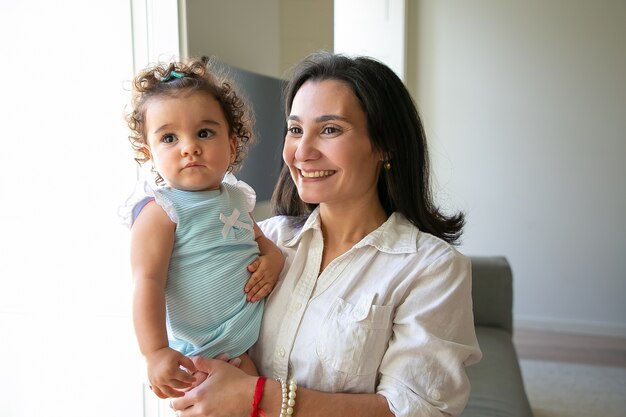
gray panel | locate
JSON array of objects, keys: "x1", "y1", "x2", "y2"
[{"x1": 226, "y1": 65, "x2": 286, "y2": 202}]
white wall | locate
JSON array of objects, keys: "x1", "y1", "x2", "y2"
[
  {"x1": 183, "y1": 0, "x2": 282, "y2": 77},
  {"x1": 334, "y1": 0, "x2": 406, "y2": 80},
  {"x1": 183, "y1": 0, "x2": 333, "y2": 79},
  {"x1": 409, "y1": 1, "x2": 626, "y2": 337}
]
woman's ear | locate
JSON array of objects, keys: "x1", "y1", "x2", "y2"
[{"x1": 378, "y1": 151, "x2": 392, "y2": 171}]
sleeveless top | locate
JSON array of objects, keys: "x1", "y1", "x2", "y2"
[{"x1": 147, "y1": 181, "x2": 263, "y2": 358}]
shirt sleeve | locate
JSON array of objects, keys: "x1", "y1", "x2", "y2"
[{"x1": 376, "y1": 250, "x2": 482, "y2": 417}]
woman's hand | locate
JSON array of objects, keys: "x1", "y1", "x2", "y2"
[{"x1": 170, "y1": 356, "x2": 257, "y2": 417}]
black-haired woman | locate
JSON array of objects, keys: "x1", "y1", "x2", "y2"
[{"x1": 171, "y1": 52, "x2": 481, "y2": 417}]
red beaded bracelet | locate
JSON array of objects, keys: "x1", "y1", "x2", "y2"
[{"x1": 251, "y1": 376, "x2": 267, "y2": 417}]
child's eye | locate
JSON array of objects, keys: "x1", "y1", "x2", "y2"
[
  {"x1": 198, "y1": 129, "x2": 214, "y2": 139},
  {"x1": 162, "y1": 134, "x2": 176, "y2": 144}
]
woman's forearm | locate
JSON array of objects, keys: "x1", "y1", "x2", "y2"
[
  {"x1": 259, "y1": 379, "x2": 394, "y2": 417},
  {"x1": 172, "y1": 358, "x2": 395, "y2": 417}
]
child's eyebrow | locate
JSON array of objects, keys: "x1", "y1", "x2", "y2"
[
  {"x1": 153, "y1": 119, "x2": 222, "y2": 134},
  {"x1": 199, "y1": 119, "x2": 222, "y2": 126},
  {"x1": 153, "y1": 123, "x2": 174, "y2": 135}
]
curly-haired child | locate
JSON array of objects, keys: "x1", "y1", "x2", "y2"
[{"x1": 126, "y1": 58, "x2": 284, "y2": 399}]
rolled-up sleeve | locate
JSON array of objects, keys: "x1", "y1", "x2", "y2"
[{"x1": 377, "y1": 251, "x2": 482, "y2": 417}]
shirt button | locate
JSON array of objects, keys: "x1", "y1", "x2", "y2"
[
  {"x1": 431, "y1": 389, "x2": 441, "y2": 401},
  {"x1": 294, "y1": 302, "x2": 302, "y2": 310},
  {"x1": 278, "y1": 347, "x2": 285, "y2": 357}
]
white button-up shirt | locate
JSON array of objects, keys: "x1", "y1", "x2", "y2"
[{"x1": 251, "y1": 208, "x2": 482, "y2": 417}]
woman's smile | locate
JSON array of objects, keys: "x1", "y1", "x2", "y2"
[{"x1": 298, "y1": 169, "x2": 336, "y2": 179}]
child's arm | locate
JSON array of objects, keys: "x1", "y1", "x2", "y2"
[
  {"x1": 245, "y1": 221, "x2": 285, "y2": 302},
  {"x1": 130, "y1": 202, "x2": 196, "y2": 398}
]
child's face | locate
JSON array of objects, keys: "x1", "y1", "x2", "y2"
[{"x1": 144, "y1": 91, "x2": 236, "y2": 191}]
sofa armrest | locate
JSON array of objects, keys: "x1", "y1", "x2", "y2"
[
  {"x1": 471, "y1": 256, "x2": 513, "y2": 334},
  {"x1": 462, "y1": 327, "x2": 534, "y2": 417}
]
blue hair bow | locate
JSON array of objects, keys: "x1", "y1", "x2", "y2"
[{"x1": 160, "y1": 71, "x2": 184, "y2": 82}]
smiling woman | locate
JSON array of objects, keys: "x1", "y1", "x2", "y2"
[{"x1": 0, "y1": 2, "x2": 147, "y2": 417}]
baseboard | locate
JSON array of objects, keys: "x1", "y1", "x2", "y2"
[{"x1": 514, "y1": 315, "x2": 626, "y2": 338}]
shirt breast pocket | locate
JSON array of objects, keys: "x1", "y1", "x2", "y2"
[{"x1": 316, "y1": 295, "x2": 393, "y2": 377}]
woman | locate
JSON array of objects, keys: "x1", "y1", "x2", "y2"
[{"x1": 171, "y1": 52, "x2": 482, "y2": 417}]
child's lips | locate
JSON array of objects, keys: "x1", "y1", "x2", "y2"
[{"x1": 184, "y1": 162, "x2": 204, "y2": 168}]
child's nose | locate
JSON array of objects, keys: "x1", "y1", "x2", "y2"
[{"x1": 181, "y1": 139, "x2": 201, "y2": 156}]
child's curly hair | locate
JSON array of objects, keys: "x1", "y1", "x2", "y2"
[{"x1": 126, "y1": 57, "x2": 255, "y2": 184}]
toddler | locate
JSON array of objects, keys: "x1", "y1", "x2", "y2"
[{"x1": 125, "y1": 58, "x2": 283, "y2": 399}]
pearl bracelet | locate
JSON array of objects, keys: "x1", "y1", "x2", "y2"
[{"x1": 277, "y1": 378, "x2": 297, "y2": 416}]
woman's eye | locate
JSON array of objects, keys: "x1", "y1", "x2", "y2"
[
  {"x1": 198, "y1": 129, "x2": 214, "y2": 139},
  {"x1": 322, "y1": 126, "x2": 339, "y2": 135},
  {"x1": 287, "y1": 126, "x2": 302, "y2": 135},
  {"x1": 162, "y1": 134, "x2": 176, "y2": 144}
]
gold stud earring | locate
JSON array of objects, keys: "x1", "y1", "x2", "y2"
[{"x1": 384, "y1": 160, "x2": 391, "y2": 171}]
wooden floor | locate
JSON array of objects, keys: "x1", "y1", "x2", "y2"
[{"x1": 513, "y1": 328, "x2": 626, "y2": 367}]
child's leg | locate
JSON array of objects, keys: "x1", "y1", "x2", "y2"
[{"x1": 237, "y1": 352, "x2": 258, "y2": 375}]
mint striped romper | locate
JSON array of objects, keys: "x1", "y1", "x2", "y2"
[{"x1": 151, "y1": 182, "x2": 263, "y2": 359}]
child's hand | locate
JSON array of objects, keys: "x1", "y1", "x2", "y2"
[
  {"x1": 245, "y1": 251, "x2": 284, "y2": 302},
  {"x1": 145, "y1": 347, "x2": 197, "y2": 399}
]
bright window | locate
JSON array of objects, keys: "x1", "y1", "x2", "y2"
[{"x1": 0, "y1": 1, "x2": 147, "y2": 415}]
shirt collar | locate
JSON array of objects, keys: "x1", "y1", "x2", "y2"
[
  {"x1": 284, "y1": 207, "x2": 418, "y2": 254},
  {"x1": 283, "y1": 207, "x2": 322, "y2": 248},
  {"x1": 357, "y1": 212, "x2": 418, "y2": 254}
]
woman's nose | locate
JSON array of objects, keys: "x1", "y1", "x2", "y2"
[{"x1": 294, "y1": 133, "x2": 320, "y2": 161}]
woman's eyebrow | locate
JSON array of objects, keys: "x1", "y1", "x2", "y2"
[
  {"x1": 287, "y1": 114, "x2": 349, "y2": 123},
  {"x1": 316, "y1": 114, "x2": 348, "y2": 123}
]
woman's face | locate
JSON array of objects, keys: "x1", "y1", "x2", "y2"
[{"x1": 283, "y1": 79, "x2": 383, "y2": 208}]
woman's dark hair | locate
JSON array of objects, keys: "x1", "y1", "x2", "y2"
[{"x1": 271, "y1": 51, "x2": 465, "y2": 245}]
